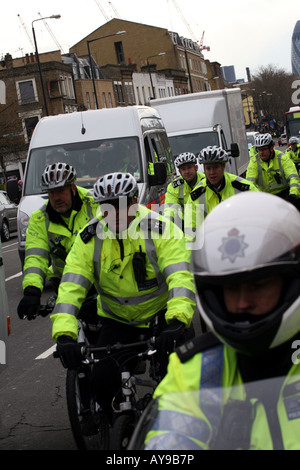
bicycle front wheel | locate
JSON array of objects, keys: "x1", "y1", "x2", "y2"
[
  {"x1": 66, "y1": 368, "x2": 110, "y2": 450},
  {"x1": 110, "y1": 413, "x2": 137, "y2": 450}
]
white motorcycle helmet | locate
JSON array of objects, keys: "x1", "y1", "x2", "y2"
[{"x1": 191, "y1": 191, "x2": 300, "y2": 355}]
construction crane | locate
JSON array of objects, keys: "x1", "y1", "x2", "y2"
[
  {"x1": 17, "y1": 14, "x2": 34, "y2": 50},
  {"x1": 170, "y1": 0, "x2": 198, "y2": 42},
  {"x1": 94, "y1": 0, "x2": 110, "y2": 21},
  {"x1": 108, "y1": 1, "x2": 121, "y2": 18},
  {"x1": 37, "y1": 12, "x2": 65, "y2": 53},
  {"x1": 199, "y1": 31, "x2": 210, "y2": 52},
  {"x1": 169, "y1": 1, "x2": 210, "y2": 51}
]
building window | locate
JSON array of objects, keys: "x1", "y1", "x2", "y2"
[
  {"x1": 91, "y1": 92, "x2": 96, "y2": 108},
  {"x1": 114, "y1": 81, "x2": 124, "y2": 104},
  {"x1": 125, "y1": 82, "x2": 135, "y2": 105},
  {"x1": 59, "y1": 75, "x2": 75, "y2": 99},
  {"x1": 108, "y1": 92, "x2": 113, "y2": 107},
  {"x1": 115, "y1": 41, "x2": 125, "y2": 65},
  {"x1": 16, "y1": 79, "x2": 38, "y2": 104},
  {"x1": 102, "y1": 92, "x2": 107, "y2": 108},
  {"x1": 18, "y1": 110, "x2": 42, "y2": 143},
  {"x1": 136, "y1": 86, "x2": 142, "y2": 105},
  {"x1": 86, "y1": 92, "x2": 91, "y2": 109},
  {"x1": 24, "y1": 116, "x2": 39, "y2": 141}
]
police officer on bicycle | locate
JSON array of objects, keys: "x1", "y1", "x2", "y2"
[
  {"x1": 51, "y1": 172, "x2": 196, "y2": 419},
  {"x1": 17, "y1": 162, "x2": 98, "y2": 320}
]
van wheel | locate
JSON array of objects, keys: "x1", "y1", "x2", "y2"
[{"x1": 1, "y1": 220, "x2": 10, "y2": 242}]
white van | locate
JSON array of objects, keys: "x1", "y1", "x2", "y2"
[
  {"x1": 0, "y1": 239, "x2": 9, "y2": 374},
  {"x1": 17, "y1": 106, "x2": 174, "y2": 265}
]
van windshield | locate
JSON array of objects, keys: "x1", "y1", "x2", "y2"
[
  {"x1": 168, "y1": 131, "x2": 219, "y2": 159},
  {"x1": 24, "y1": 137, "x2": 142, "y2": 195}
]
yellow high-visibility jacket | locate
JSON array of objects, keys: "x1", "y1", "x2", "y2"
[
  {"x1": 23, "y1": 186, "x2": 98, "y2": 293},
  {"x1": 164, "y1": 171, "x2": 205, "y2": 226},
  {"x1": 246, "y1": 149, "x2": 300, "y2": 196},
  {"x1": 184, "y1": 172, "x2": 258, "y2": 237},
  {"x1": 51, "y1": 204, "x2": 196, "y2": 341},
  {"x1": 145, "y1": 340, "x2": 300, "y2": 450},
  {"x1": 285, "y1": 144, "x2": 300, "y2": 165}
]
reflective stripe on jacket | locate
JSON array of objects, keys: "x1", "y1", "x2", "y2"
[
  {"x1": 51, "y1": 204, "x2": 196, "y2": 341},
  {"x1": 23, "y1": 186, "x2": 97, "y2": 292},
  {"x1": 246, "y1": 150, "x2": 300, "y2": 196},
  {"x1": 145, "y1": 344, "x2": 300, "y2": 450}
]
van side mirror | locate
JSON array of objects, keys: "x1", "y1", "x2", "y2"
[
  {"x1": 149, "y1": 161, "x2": 167, "y2": 186},
  {"x1": 227, "y1": 143, "x2": 240, "y2": 158}
]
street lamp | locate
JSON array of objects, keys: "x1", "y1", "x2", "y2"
[
  {"x1": 87, "y1": 31, "x2": 126, "y2": 109},
  {"x1": 32, "y1": 14, "x2": 61, "y2": 116},
  {"x1": 146, "y1": 53, "x2": 166, "y2": 99}
]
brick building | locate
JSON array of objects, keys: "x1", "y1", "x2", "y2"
[{"x1": 70, "y1": 18, "x2": 210, "y2": 99}]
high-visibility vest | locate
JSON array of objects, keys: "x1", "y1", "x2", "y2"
[
  {"x1": 51, "y1": 204, "x2": 196, "y2": 341},
  {"x1": 145, "y1": 342, "x2": 300, "y2": 450},
  {"x1": 23, "y1": 186, "x2": 97, "y2": 293}
]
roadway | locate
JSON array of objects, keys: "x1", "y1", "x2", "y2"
[
  {"x1": 0, "y1": 143, "x2": 290, "y2": 450},
  {"x1": 0, "y1": 235, "x2": 76, "y2": 450},
  {"x1": 0, "y1": 234, "x2": 203, "y2": 451}
]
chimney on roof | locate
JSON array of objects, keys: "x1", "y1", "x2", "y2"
[{"x1": 4, "y1": 53, "x2": 13, "y2": 69}]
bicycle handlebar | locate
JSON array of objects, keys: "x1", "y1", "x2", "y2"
[{"x1": 53, "y1": 336, "x2": 157, "y2": 363}]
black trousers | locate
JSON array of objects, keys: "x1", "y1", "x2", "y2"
[
  {"x1": 91, "y1": 315, "x2": 194, "y2": 417},
  {"x1": 91, "y1": 317, "x2": 156, "y2": 417}
]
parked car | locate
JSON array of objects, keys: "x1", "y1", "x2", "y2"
[
  {"x1": 278, "y1": 133, "x2": 287, "y2": 146},
  {"x1": 0, "y1": 190, "x2": 18, "y2": 242}
]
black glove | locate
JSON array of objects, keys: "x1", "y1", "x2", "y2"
[
  {"x1": 158, "y1": 319, "x2": 185, "y2": 353},
  {"x1": 17, "y1": 286, "x2": 41, "y2": 320},
  {"x1": 56, "y1": 335, "x2": 81, "y2": 370}
]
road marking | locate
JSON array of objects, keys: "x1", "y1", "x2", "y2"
[
  {"x1": 5, "y1": 271, "x2": 22, "y2": 281},
  {"x1": 35, "y1": 344, "x2": 56, "y2": 360},
  {"x1": 2, "y1": 241, "x2": 18, "y2": 249}
]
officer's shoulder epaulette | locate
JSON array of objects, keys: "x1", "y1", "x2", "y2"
[
  {"x1": 231, "y1": 179, "x2": 251, "y2": 192},
  {"x1": 176, "y1": 331, "x2": 221, "y2": 363},
  {"x1": 80, "y1": 218, "x2": 99, "y2": 244},
  {"x1": 190, "y1": 183, "x2": 206, "y2": 201},
  {"x1": 172, "y1": 176, "x2": 184, "y2": 188}
]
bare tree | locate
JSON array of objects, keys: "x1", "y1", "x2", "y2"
[{"x1": 247, "y1": 65, "x2": 297, "y2": 130}]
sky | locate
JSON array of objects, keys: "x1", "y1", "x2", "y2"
[{"x1": 0, "y1": 0, "x2": 298, "y2": 81}]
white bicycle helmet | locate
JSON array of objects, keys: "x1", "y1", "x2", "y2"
[
  {"x1": 289, "y1": 136, "x2": 298, "y2": 145},
  {"x1": 93, "y1": 172, "x2": 138, "y2": 202},
  {"x1": 41, "y1": 162, "x2": 77, "y2": 191},
  {"x1": 255, "y1": 133, "x2": 274, "y2": 148},
  {"x1": 174, "y1": 152, "x2": 197, "y2": 168},
  {"x1": 198, "y1": 146, "x2": 228, "y2": 164},
  {"x1": 191, "y1": 191, "x2": 300, "y2": 356}
]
